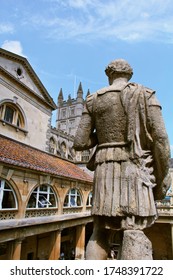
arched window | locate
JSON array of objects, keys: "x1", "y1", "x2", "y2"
[
  {"x1": 86, "y1": 192, "x2": 92, "y2": 206},
  {"x1": 0, "y1": 178, "x2": 18, "y2": 209},
  {"x1": 49, "y1": 137, "x2": 56, "y2": 154},
  {"x1": 0, "y1": 101, "x2": 26, "y2": 130},
  {"x1": 64, "y1": 188, "x2": 82, "y2": 207},
  {"x1": 60, "y1": 142, "x2": 67, "y2": 158},
  {"x1": 27, "y1": 185, "x2": 57, "y2": 209}
]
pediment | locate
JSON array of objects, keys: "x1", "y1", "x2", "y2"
[{"x1": 0, "y1": 48, "x2": 56, "y2": 110}]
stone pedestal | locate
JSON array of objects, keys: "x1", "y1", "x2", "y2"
[{"x1": 121, "y1": 230, "x2": 153, "y2": 260}]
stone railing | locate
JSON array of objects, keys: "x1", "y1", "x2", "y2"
[
  {"x1": 0, "y1": 210, "x2": 18, "y2": 220},
  {"x1": 86, "y1": 206, "x2": 92, "y2": 213},
  {"x1": 25, "y1": 208, "x2": 58, "y2": 218},
  {"x1": 156, "y1": 201, "x2": 173, "y2": 216},
  {"x1": 63, "y1": 207, "x2": 83, "y2": 214}
]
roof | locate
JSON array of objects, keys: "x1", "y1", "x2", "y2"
[
  {"x1": 0, "y1": 48, "x2": 56, "y2": 110},
  {"x1": 0, "y1": 135, "x2": 93, "y2": 183}
]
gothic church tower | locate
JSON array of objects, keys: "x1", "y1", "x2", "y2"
[{"x1": 56, "y1": 82, "x2": 85, "y2": 136}]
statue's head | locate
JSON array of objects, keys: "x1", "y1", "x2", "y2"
[{"x1": 105, "y1": 59, "x2": 133, "y2": 82}]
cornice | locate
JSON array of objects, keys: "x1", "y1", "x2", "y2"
[{"x1": 0, "y1": 48, "x2": 56, "y2": 110}]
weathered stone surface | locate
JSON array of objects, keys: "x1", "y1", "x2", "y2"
[
  {"x1": 121, "y1": 230, "x2": 153, "y2": 260},
  {"x1": 74, "y1": 58, "x2": 171, "y2": 260}
]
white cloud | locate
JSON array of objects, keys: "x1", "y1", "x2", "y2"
[
  {"x1": 0, "y1": 23, "x2": 14, "y2": 34},
  {"x1": 1, "y1": 40, "x2": 26, "y2": 57},
  {"x1": 68, "y1": 0, "x2": 93, "y2": 9},
  {"x1": 31, "y1": 0, "x2": 173, "y2": 43}
]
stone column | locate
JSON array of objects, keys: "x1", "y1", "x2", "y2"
[
  {"x1": 11, "y1": 239, "x2": 23, "y2": 260},
  {"x1": 75, "y1": 224, "x2": 86, "y2": 259},
  {"x1": 121, "y1": 230, "x2": 153, "y2": 260},
  {"x1": 49, "y1": 230, "x2": 61, "y2": 260}
]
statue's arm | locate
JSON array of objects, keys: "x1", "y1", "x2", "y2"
[
  {"x1": 148, "y1": 96, "x2": 171, "y2": 199},
  {"x1": 73, "y1": 103, "x2": 97, "y2": 151}
]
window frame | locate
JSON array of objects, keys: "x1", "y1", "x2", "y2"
[
  {"x1": 0, "y1": 178, "x2": 18, "y2": 210},
  {"x1": 27, "y1": 185, "x2": 58, "y2": 209},
  {"x1": 86, "y1": 192, "x2": 93, "y2": 206},
  {"x1": 0, "y1": 101, "x2": 27, "y2": 133},
  {"x1": 63, "y1": 188, "x2": 82, "y2": 208},
  {"x1": 70, "y1": 106, "x2": 75, "y2": 116}
]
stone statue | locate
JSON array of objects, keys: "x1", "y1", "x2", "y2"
[{"x1": 73, "y1": 59, "x2": 171, "y2": 259}]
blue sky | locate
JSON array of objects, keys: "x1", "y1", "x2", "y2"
[{"x1": 0, "y1": 0, "x2": 173, "y2": 156}]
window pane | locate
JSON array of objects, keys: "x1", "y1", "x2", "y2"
[
  {"x1": 38, "y1": 194, "x2": 48, "y2": 208},
  {"x1": 64, "y1": 195, "x2": 69, "y2": 207},
  {"x1": 63, "y1": 189, "x2": 82, "y2": 207},
  {"x1": 77, "y1": 196, "x2": 81, "y2": 206},
  {"x1": 17, "y1": 115, "x2": 21, "y2": 127},
  {"x1": 70, "y1": 195, "x2": 76, "y2": 206},
  {"x1": 27, "y1": 185, "x2": 57, "y2": 209},
  {"x1": 2, "y1": 191, "x2": 16, "y2": 208},
  {"x1": 70, "y1": 189, "x2": 75, "y2": 194},
  {"x1": 27, "y1": 194, "x2": 36, "y2": 208},
  {"x1": 4, "y1": 182, "x2": 11, "y2": 190},
  {"x1": 87, "y1": 192, "x2": 92, "y2": 206},
  {"x1": 4, "y1": 106, "x2": 14, "y2": 123},
  {"x1": 49, "y1": 194, "x2": 56, "y2": 207},
  {"x1": 0, "y1": 179, "x2": 17, "y2": 209},
  {"x1": 0, "y1": 179, "x2": 3, "y2": 189},
  {"x1": 39, "y1": 185, "x2": 48, "y2": 192}
]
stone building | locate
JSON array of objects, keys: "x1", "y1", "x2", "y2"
[
  {"x1": 0, "y1": 48, "x2": 93, "y2": 260},
  {"x1": 50, "y1": 82, "x2": 92, "y2": 175},
  {"x1": 0, "y1": 47, "x2": 173, "y2": 259}
]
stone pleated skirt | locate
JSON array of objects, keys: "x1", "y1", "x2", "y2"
[{"x1": 92, "y1": 160, "x2": 157, "y2": 220}]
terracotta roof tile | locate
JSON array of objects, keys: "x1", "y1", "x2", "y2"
[{"x1": 0, "y1": 135, "x2": 93, "y2": 183}]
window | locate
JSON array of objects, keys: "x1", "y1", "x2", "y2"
[
  {"x1": 70, "y1": 107, "x2": 75, "y2": 116},
  {"x1": 61, "y1": 142, "x2": 67, "y2": 158},
  {"x1": 60, "y1": 121, "x2": 66, "y2": 130},
  {"x1": 0, "y1": 179, "x2": 17, "y2": 209},
  {"x1": 27, "y1": 185, "x2": 57, "y2": 209},
  {"x1": 64, "y1": 188, "x2": 82, "y2": 207},
  {"x1": 69, "y1": 119, "x2": 75, "y2": 128},
  {"x1": 81, "y1": 150, "x2": 90, "y2": 162},
  {"x1": 62, "y1": 109, "x2": 66, "y2": 118},
  {"x1": 86, "y1": 192, "x2": 92, "y2": 206},
  {"x1": 16, "y1": 67, "x2": 23, "y2": 77},
  {"x1": 0, "y1": 102, "x2": 25, "y2": 129},
  {"x1": 4, "y1": 106, "x2": 14, "y2": 123},
  {"x1": 49, "y1": 137, "x2": 56, "y2": 154}
]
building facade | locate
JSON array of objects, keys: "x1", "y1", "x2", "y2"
[
  {"x1": 0, "y1": 48, "x2": 173, "y2": 260},
  {"x1": 0, "y1": 48, "x2": 93, "y2": 260}
]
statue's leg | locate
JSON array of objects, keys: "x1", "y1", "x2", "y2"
[{"x1": 86, "y1": 217, "x2": 110, "y2": 260}]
